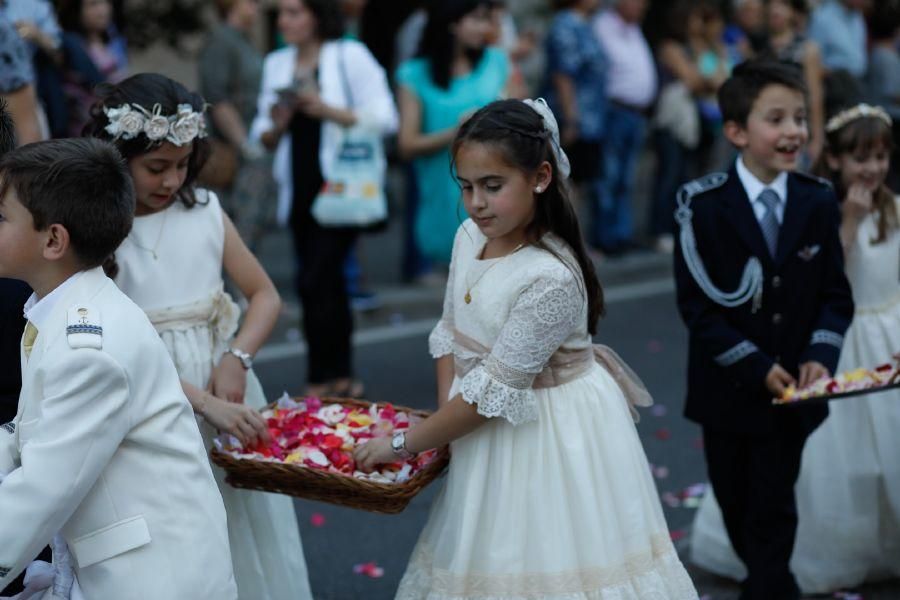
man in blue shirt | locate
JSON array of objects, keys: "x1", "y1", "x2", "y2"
[{"x1": 808, "y1": 0, "x2": 867, "y2": 79}]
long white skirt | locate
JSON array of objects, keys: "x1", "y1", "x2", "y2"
[
  {"x1": 160, "y1": 323, "x2": 314, "y2": 600},
  {"x1": 396, "y1": 364, "x2": 698, "y2": 600}
]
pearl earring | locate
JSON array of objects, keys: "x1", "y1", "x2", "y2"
[{"x1": 534, "y1": 186, "x2": 543, "y2": 193}]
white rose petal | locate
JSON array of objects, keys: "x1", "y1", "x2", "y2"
[
  {"x1": 307, "y1": 450, "x2": 330, "y2": 467},
  {"x1": 316, "y1": 405, "x2": 345, "y2": 426}
]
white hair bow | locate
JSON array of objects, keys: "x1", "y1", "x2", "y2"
[{"x1": 523, "y1": 98, "x2": 572, "y2": 180}]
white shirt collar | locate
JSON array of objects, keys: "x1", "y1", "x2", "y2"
[
  {"x1": 736, "y1": 155, "x2": 789, "y2": 221},
  {"x1": 23, "y1": 271, "x2": 84, "y2": 331}
]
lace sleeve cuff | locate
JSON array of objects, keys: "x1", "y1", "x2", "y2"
[
  {"x1": 428, "y1": 320, "x2": 454, "y2": 359},
  {"x1": 460, "y1": 364, "x2": 538, "y2": 426}
]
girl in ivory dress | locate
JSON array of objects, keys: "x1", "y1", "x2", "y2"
[
  {"x1": 690, "y1": 104, "x2": 900, "y2": 593},
  {"x1": 84, "y1": 74, "x2": 313, "y2": 600},
  {"x1": 354, "y1": 99, "x2": 698, "y2": 600}
]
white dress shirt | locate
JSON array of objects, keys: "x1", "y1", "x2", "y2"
[
  {"x1": 736, "y1": 155, "x2": 788, "y2": 225},
  {"x1": 23, "y1": 271, "x2": 83, "y2": 329}
]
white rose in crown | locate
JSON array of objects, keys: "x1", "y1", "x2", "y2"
[
  {"x1": 169, "y1": 112, "x2": 201, "y2": 146},
  {"x1": 143, "y1": 114, "x2": 171, "y2": 141},
  {"x1": 118, "y1": 111, "x2": 146, "y2": 138},
  {"x1": 103, "y1": 102, "x2": 208, "y2": 144},
  {"x1": 104, "y1": 105, "x2": 146, "y2": 139}
]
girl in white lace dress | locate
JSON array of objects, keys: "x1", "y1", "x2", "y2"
[
  {"x1": 690, "y1": 105, "x2": 900, "y2": 593},
  {"x1": 86, "y1": 74, "x2": 313, "y2": 600},
  {"x1": 355, "y1": 99, "x2": 697, "y2": 600}
]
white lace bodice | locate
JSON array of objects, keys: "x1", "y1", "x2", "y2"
[{"x1": 429, "y1": 220, "x2": 592, "y2": 426}]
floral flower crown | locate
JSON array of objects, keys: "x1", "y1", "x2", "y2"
[
  {"x1": 825, "y1": 103, "x2": 893, "y2": 134},
  {"x1": 103, "y1": 102, "x2": 208, "y2": 147}
]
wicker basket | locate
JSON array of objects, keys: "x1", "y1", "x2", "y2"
[{"x1": 209, "y1": 397, "x2": 450, "y2": 514}]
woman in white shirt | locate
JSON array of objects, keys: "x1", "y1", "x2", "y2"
[{"x1": 250, "y1": 0, "x2": 397, "y2": 398}]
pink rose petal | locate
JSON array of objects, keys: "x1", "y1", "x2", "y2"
[{"x1": 353, "y1": 562, "x2": 384, "y2": 578}]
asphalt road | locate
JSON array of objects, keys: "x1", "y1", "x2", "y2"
[{"x1": 247, "y1": 268, "x2": 900, "y2": 599}]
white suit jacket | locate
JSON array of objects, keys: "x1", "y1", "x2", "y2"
[
  {"x1": 0, "y1": 268, "x2": 237, "y2": 599},
  {"x1": 249, "y1": 38, "x2": 399, "y2": 225}
]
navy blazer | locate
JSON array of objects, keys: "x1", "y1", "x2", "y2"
[
  {"x1": 0, "y1": 279, "x2": 30, "y2": 423},
  {"x1": 674, "y1": 166, "x2": 854, "y2": 435}
]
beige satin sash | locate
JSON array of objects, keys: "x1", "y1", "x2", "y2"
[
  {"x1": 453, "y1": 329, "x2": 653, "y2": 419},
  {"x1": 143, "y1": 283, "x2": 240, "y2": 351}
]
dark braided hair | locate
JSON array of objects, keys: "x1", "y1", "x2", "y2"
[{"x1": 452, "y1": 99, "x2": 606, "y2": 334}]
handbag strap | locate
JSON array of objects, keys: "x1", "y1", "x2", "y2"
[{"x1": 338, "y1": 41, "x2": 355, "y2": 111}]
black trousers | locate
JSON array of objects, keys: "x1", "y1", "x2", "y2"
[
  {"x1": 290, "y1": 215, "x2": 357, "y2": 384},
  {"x1": 703, "y1": 426, "x2": 810, "y2": 600}
]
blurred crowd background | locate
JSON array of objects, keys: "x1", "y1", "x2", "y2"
[{"x1": 1, "y1": 0, "x2": 898, "y2": 301}]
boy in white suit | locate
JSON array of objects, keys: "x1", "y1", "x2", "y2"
[{"x1": 0, "y1": 138, "x2": 238, "y2": 599}]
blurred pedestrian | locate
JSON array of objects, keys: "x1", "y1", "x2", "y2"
[
  {"x1": 725, "y1": 0, "x2": 766, "y2": 61},
  {"x1": 865, "y1": 0, "x2": 900, "y2": 190},
  {"x1": 1, "y1": 0, "x2": 66, "y2": 138},
  {"x1": 593, "y1": 0, "x2": 656, "y2": 255},
  {"x1": 396, "y1": 0, "x2": 508, "y2": 266},
  {"x1": 0, "y1": 16, "x2": 41, "y2": 144},
  {"x1": 198, "y1": 0, "x2": 274, "y2": 250},
  {"x1": 487, "y1": 0, "x2": 535, "y2": 99},
  {"x1": 650, "y1": 0, "x2": 728, "y2": 253},
  {"x1": 808, "y1": 0, "x2": 868, "y2": 113},
  {"x1": 761, "y1": 0, "x2": 826, "y2": 163},
  {"x1": 543, "y1": 0, "x2": 607, "y2": 250},
  {"x1": 58, "y1": 0, "x2": 128, "y2": 137},
  {"x1": 251, "y1": 0, "x2": 397, "y2": 398}
]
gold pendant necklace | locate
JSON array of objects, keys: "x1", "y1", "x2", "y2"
[
  {"x1": 464, "y1": 242, "x2": 525, "y2": 304},
  {"x1": 130, "y1": 209, "x2": 168, "y2": 260}
]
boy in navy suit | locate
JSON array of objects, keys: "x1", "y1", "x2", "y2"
[{"x1": 674, "y1": 60, "x2": 854, "y2": 600}]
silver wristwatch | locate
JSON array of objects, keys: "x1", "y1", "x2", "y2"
[
  {"x1": 226, "y1": 347, "x2": 253, "y2": 370},
  {"x1": 391, "y1": 431, "x2": 415, "y2": 460}
]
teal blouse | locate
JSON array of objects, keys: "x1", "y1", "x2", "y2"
[{"x1": 397, "y1": 47, "x2": 509, "y2": 264}]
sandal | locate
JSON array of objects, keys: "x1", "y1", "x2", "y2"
[{"x1": 329, "y1": 379, "x2": 367, "y2": 400}]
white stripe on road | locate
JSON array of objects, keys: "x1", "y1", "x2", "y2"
[{"x1": 255, "y1": 277, "x2": 675, "y2": 365}]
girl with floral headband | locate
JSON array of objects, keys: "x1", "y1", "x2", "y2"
[
  {"x1": 354, "y1": 98, "x2": 698, "y2": 599},
  {"x1": 84, "y1": 73, "x2": 314, "y2": 600},
  {"x1": 687, "y1": 103, "x2": 900, "y2": 593},
  {"x1": 788, "y1": 103, "x2": 900, "y2": 591}
]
